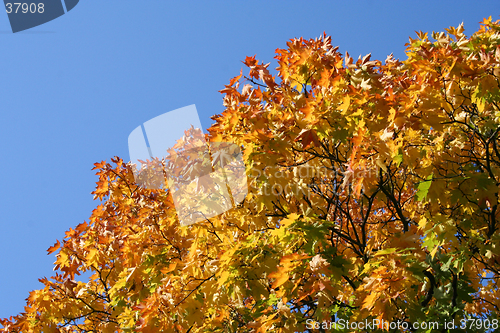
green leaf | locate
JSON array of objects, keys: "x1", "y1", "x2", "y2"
[
  {"x1": 416, "y1": 174, "x2": 433, "y2": 201},
  {"x1": 440, "y1": 255, "x2": 453, "y2": 272},
  {"x1": 393, "y1": 153, "x2": 403, "y2": 167},
  {"x1": 374, "y1": 248, "x2": 397, "y2": 256}
]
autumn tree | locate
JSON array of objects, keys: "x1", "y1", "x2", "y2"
[{"x1": 2, "y1": 17, "x2": 500, "y2": 333}]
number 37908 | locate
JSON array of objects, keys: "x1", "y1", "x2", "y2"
[{"x1": 5, "y1": 3, "x2": 45, "y2": 14}]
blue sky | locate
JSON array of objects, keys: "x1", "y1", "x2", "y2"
[{"x1": 0, "y1": 0, "x2": 498, "y2": 319}]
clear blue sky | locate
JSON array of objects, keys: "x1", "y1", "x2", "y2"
[{"x1": 0, "y1": 0, "x2": 497, "y2": 319}]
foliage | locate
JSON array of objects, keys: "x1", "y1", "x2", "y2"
[{"x1": 2, "y1": 17, "x2": 500, "y2": 332}]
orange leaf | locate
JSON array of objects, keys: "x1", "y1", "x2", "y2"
[
  {"x1": 299, "y1": 100, "x2": 314, "y2": 120},
  {"x1": 362, "y1": 293, "x2": 377, "y2": 310},
  {"x1": 243, "y1": 55, "x2": 258, "y2": 67},
  {"x1": 47, "y1": 240, "x2": 61, "y2": 255},
  {"x1": 295, "y1": 129, "x2": 320, "y2": 149},
  {"x1": 92, "y1": 160, "x2": 106, "y2": 170},
  {"x1": 353, "y1": 177, "x2": 364, "y2": 198},
  {"x1": 229, "y1": 69, "x2": 243, "y2": 86},
  {"x1": 268, "y1": 271, "x2": 289, "y2": 289}
]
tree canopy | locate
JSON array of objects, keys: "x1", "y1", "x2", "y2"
[{"x1": 2, "y1": 17, "x2": 500, "y2": 332}]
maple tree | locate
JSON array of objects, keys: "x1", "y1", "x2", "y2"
[{"x1": 2, "y1": 17, "x2": 500, "y2": 332}]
